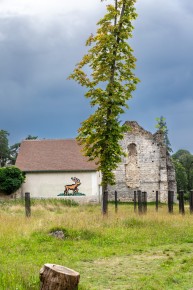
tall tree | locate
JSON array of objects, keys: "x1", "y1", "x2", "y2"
[
  {"x1": 155, "y1": 116, "x2": 172, "y2": 153},
  {"x1": 0, "y1": 130, "x2": 10, "y2": 167},
  {"x1": 69, "y1": 0, "x2": 139, "y2": 213}
]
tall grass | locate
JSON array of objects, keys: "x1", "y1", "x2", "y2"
[{"x1": 1, "y1": 200, "x2": 193, "y2": 289}]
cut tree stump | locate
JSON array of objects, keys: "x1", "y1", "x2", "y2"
[{"x1": 40, "y1": 264, "x2": 80, "y2": 290}]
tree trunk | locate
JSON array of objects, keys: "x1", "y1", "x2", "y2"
[
  {"x1": 102, "y1": 183, "x2": 108, "y2": 215},
  {"x1": 102, "y1": 189, "x2": 108, "y2": 215},
  {"x1": 40, "y1": 264, "x2": 80, "y2": 290}
]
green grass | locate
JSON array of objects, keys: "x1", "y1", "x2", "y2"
[{"x1": 1, "y1": 200, "x2": 193, "y2": 289}]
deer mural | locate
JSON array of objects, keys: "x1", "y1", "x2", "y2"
[{"x1": 64, "y1": 177, "x2": 81, "y2": 195}]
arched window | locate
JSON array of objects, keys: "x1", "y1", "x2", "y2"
[
  {"x1": 125, "y1": 143, "x2": 139, "y2": 188},
  {"x1": 128, "y1": 143, "x2": 137, "y2": 157}
]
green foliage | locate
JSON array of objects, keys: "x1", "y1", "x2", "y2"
[
  {"x1": 69, "y1": 0, "x2": 139, "y2": 187},
  {"x1": 0, "y1": 130, "x2": 10, "y2": 167},
  {"x1": 155, "y1": 116, "x2": 167, "y2": 132},
  {"x1": 0, "y1": 166, "x2": 25, "y2": 195},
  {"x1": 172, "y1": 158, "x2": 188, "y2": 192},
  {"x1": 25, "y1": 135, "x2": 38, "y2": 140},
  {"x1": 172, "y1": 149, "x2": 193, "y2": 191},
  {"x1": 155, "y1": 116, "x2": 172, "y2": 153},
  {"x1": 172, "y1": 149, "x2": 191, "y2": 160}
]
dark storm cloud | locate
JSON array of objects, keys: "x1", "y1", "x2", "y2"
[
  {"x1": 0, "y1": 0, "x2": 193, "y2": 153},
  {"x1": 125, "y1": 0, "x2": 193, "y2": 152},
  {"x1": 0, "y1": 10, "x2": 100, "y2": 143}
]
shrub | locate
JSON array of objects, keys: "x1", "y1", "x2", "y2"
[{"x1": 0, "y1": 166, "x2": 25, "y2": 195}]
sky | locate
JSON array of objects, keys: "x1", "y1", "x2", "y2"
[{"x1": 0, "y1": 0, "x2": 193, "y2": 153}]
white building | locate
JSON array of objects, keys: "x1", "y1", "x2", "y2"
[{"x1": 16, "y1": 139, "x2": 101, "y2": 203}]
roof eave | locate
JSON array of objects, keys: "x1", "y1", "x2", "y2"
[{"x1": 22, "y1": 169, "x2": 98, "y2": 173}]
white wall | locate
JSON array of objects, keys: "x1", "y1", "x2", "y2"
[{"x1": 21, "y1": 171, "x2": 101, "y2": 202}]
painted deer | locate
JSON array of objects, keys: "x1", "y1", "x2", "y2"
[{"x1": 64, "y1": 177, "x2": 81, "y2": 195}]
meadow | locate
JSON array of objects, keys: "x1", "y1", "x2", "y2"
[{"x1": 1, "y1": 199, "x2": 193, "y2": 289}]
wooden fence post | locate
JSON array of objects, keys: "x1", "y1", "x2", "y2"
[
  {"x1": 115, "y1": 191, "x2": 118, "y2": 213},
  {"x1": 142, "y1": 191, "x2": 147, "y2": 214},
  {"x1": 25, "y1": 192, "x2": 31, "y2": 217},
  {"x1": 137, "y1": 190, "x2": 142, "y2": 214},
  {"x1": 134, "y1": 191, "x2": 137, "y2": 213},
  {"x1": 156, "y1": 191, "x2": 159, "y2": 212},
  {"x1": 168, "y1": 191, "x2": 174, "y2": 213},
  {"x1": 40, "y1": 264, "x2": 80, "y2": 290},
  {"x1": 179, "y1": 190, "x2": 185, "y2": 215}
]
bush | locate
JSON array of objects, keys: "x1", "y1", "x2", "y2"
[{"x1": 0, "y1": 166, "x2": 25, "y2": 195}]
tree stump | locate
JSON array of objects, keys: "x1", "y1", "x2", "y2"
[{"x1": 40, "y1": 264, "x2": 80, "y2": 290}]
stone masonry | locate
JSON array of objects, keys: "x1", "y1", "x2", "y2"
[{"x1": 108, "y1": 121, "x2": 177, "y2": 202}]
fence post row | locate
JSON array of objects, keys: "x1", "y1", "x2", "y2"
[{"x1": 131, "y1": 190, "x2": 193, "y2": 215}]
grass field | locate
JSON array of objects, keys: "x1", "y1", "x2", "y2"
[{"x1": 1, "y1": 199, "x2": 193, "y2": 289}]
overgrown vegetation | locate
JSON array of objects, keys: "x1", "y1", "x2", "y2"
[{"x1": 1, "y1": 200, "x2": 193, "y2": 289}]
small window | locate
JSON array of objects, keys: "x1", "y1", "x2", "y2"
[{"x1": 128, "y1": 143, "x2": 137, "y2": 156}]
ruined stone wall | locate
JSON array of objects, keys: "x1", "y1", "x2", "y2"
[{"x1": 108, "y1": 121, "x2": 176, "y2": 202}]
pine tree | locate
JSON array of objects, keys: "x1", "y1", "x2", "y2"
[{"x1": 155, "y1": 116, "x2": 172, "y2": 153}]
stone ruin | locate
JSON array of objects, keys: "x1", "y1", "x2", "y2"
[{"x1": 108, "y1": 121, "x2": 177, "y2": 203}]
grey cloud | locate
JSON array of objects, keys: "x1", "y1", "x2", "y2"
[
  {"x1": 129, "y1": 0, "x2": 193, "y2": 111},
  {"x1": 0, "y1": 1, "x2": 193, "y2": 153},
  {"x1": 0, "y1": 10, "x2": 100, "y2": 144}
]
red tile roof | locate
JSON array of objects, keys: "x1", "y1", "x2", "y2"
[{"x1": 16, "y1": 139, "x2": 97, "y2": 172}]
